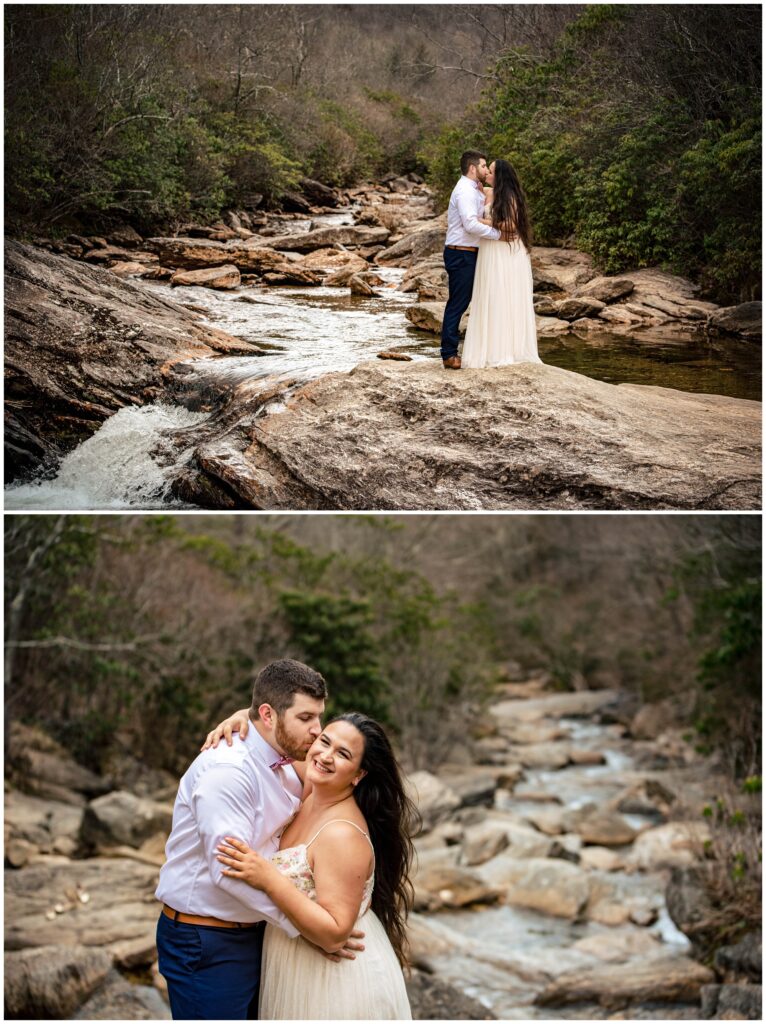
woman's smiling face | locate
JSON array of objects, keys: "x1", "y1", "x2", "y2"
[{"x1": 306, "y1": 720, "x2": 367, "y2": 789}]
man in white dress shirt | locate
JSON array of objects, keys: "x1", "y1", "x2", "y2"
[
  {"x1": 155, "y1": 659, "x2": 327, "y2": 1019},
  {"x1": 441, "y1": 150, "x2": 501, "y2": 369}
]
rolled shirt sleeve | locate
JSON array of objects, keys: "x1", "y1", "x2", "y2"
[
  {"x1": 191, "y1": 763, "x2": 299, "y2": 937},
  {"x1": 456, "y1": 187, "x2": 501, "y2": 241}
]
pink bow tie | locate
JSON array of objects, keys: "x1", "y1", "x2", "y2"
[{"x1": 270, "y1": 756, "x2": 294, "y2": 771}]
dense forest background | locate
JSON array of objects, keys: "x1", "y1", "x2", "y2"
[
  {"x1": 5, "y1": 514, "x2": 760, "y2": 784},
  {"x1": 5, "y1": 4, "x2": 761, "y2": 302}
]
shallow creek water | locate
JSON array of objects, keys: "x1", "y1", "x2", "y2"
[
  {"x1": 5, "y1": 210, "x2": 759, "y2": 509},
  {"x1": 418, "y1": 716, "x2": 692, "y2": 1019}
]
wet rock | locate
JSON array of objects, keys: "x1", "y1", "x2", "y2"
[
  {"x1": 492, "y1": 690, "x2": 622, "y2": 723},
  {"x1": 714, "y1": 932, "x2": 762, "y2": 982},
  {"x1": 415, "y1": 864, "x2": 500, "y2": 910},
  {"x1": 665, "y1": 865, "x2": 717, "y2": 941},
  {"x1": 186, "y1": 361, "x2": 761, "y2": 511},
  {"x1": 575, "y1": 276, "x2": 635, "y2": 303},
  {"x1": 572, "y1": 929, "x2": 662, "y2": 962},
  {"x1": 480, "y1": 819, "x2": 554, "y2": 860},
  {"x1": 4, "y1": 240, "x2": 250, "y2": 482},
  {"x1": 556, "y1": 297, "x2": 607, "y2": 321},
  {"x1": 74, "y1": 969, "x2": 171, "y2": 1019},
  {"x1": 548, "y1": 834, "x2": 583, "y2": 863},
  {"x1": 280, "y1": 191, "x2": 312, "y2": 214},
  {"x1": 5, "y1": 944, "x2": 113, "y2": 1018},
  {"x1": 438, "y1": 767, "x2": 499, "y2": 808},
  {"x1": 170, "y1": 264, "x2": 241, "y2": 289},
  {"x1": 144, "y1": 237, "x2": 285, "y2": 273},
  {"x1": 708, "y1": 302, "x2": 762, "y2": 341},
  {"x1": 377, "y1": 350, "x2": 413, "y2": 361},
  {"x1": 108, "y1": 261, "x2": 149, "y2": 278},
  {"x1": 8, "y1": 723, "x2": 111, "y2": 802},
  {"x1": 499, "y1": 719, "x2": 566, "y2": 745},
  {"x1": 599, "y1": 305, "x2": 648, "y2": 326},
  {"x1": 106, "y1": 226, "x2": 144, "y2": 248},
  {"x1": 536, "y1": 955, "x2": 714, "y2": 1009},
  {"x1": 461, "y1": 825, "x2": 510, "y2": 866},
  {"x1": 565, "y1": 808, "x2": 638, "y2": 847},
  {"x1": 405, "y1": 301, "x2": 464, "y2": 334},
  {"x1": 5, "y1": 790, "x2": 85, "y2": 851},
  {"x1": 482, "y1": 856, "x2": 591, "y2": 918},
  {"x1": 531, "y1": 247, "x2": 599, "y2": 291},
  {"x1": 515, "y1": 742, "x2": 571, "y2": 770},
  {"x1": 376, "y1": 226, "x2": 445, "y2": 266},
  {"x1": 630, "y1": 699, "x2": 678, "y2": 739},
  {"x1": 261, "y1": 265, "x2": 323, "y2": 286},
  {"x1": 399, "y1": 256, "x2": 448, "y2": 300},
  {"x1": 302, "y1": 249, "x2": 368, "y2": 273},
  {"x1": 535, "y1": 315, "x2": 573, "y2": 335},
  {"x1": 701, "y1": 983, "x2": 762, "y2": 1019},
  {"x1": 406, "y1": 969, "x2": 496, "y2": 1019},
  {"x1": 533, "y1": 296, "x2": 561, "y2": 316},
  {"x1": 266, "y1": 225, "x2": 390, "y2": 252},
  {"x1": 569, "y1": 749, "x2": 607, "y2": 765},
  {"x1": 349, "y1": 274, "x2": 375, "y2": 296},
  {"x1": 579, "y1": 846, "x2": 626, "y2": 872},
  {"x1": 613, "y1": 779, "x2": 676, "y2": 820},
  {"x1": 629, "y1": 822, "x2": 710, "y2": 870},
  {"x1": 5, "y1": 857, "x2": 160, "y2": 951},
  {"x1": 299, "y1": 177, "x2": 339, "y2": 208},
  {"x1": 523, "y1": 806, "x2": 567, "y2": 836},
  {"x1": 406, "y1": 771, "x2": 461, "y2": 832},
  {"x1": 81, "y1": 791, "x2": 173, "y2": 850}
]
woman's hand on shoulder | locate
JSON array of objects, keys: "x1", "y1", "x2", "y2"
[{"x1": 201, "y1": 708, "x2": 251, "y2": 751}]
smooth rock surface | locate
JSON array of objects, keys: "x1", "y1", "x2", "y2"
[
  {"x1": 536, "y1": 955, "x2": 715, "y2": 1008},
  {"x1": 82, "y1": 791, "x2": 173, "y2": 849},
  {"x1": 5, "y1": 944, "x2": 112, "y2": 1019},
  {"x1": 184, "y1": 362, "x2": 761, "y2": 511},
  {"x1": 4, "y1": 240, "x2": 250, "y2": 481}
]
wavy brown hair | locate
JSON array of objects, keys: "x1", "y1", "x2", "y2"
[
  {"x1": 331, "y1": 712, "x2": 419, "y2": 967},
  {"x1": 491, "y1": 158, "x2": 532, "y2": 252}
]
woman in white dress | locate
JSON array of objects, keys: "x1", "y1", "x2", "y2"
[
  {"x1": 213, "y1": 711, "x2": 415, "y2": 1020},
  {"x1": 461, "y1": 158, "x2": 542, "y2": 368}
]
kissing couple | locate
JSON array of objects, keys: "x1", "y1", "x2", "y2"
[
  {"x1": 155, "y1": 659, "x2": 416, "y2": 1019},
  {"x1": 441, "y1": 150, "x2": 542, "y2": 370}
]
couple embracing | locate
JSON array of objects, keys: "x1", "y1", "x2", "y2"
[
  {"x1": 155, "y1": 659, "x2": 415, "y2": 1020},
  {"x1": 441, "y1": 150, "x2": 542, "y2": 370}
]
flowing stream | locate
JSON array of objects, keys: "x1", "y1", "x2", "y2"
[
  {"x1": 5, "y1": 209, "x2": 760, "y2": 510},
  {"x1": 417, "y1": 714, "x2": 694, "y2": 1019}
]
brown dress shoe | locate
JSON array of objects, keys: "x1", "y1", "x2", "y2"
[{"x1": 443, "y1": 356, "x2": 462, "y2": 370}]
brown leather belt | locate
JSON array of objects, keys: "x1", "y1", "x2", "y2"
[
  {"x1": 446, "y1": 244, "x2": 478, "y2": 252},
  {"x1": 162, "y1": 904, "x2": 261, "y2": 929}
]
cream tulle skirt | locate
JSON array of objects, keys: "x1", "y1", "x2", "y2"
[
  {"x1": 461, "y1": 238, "x2": 541, "y2": 368},
  {"x1": 259, "y1": 910, "x2": 412, "y2": 1020}
]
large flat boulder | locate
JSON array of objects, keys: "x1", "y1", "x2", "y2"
[
  {"x1": 4, "y1": 240, "x2": 251, "y2": 482},
  {"x1": 5, "y1": 857, "x2": 160, "y2": 951},
  {"x1": 535, "y1": 955, "x2": 714, "y2": 1009},
  {"x1": 182, "y1": 362, "x2": 760, "y2": 511},
  {"x1": 479, "y1": 856, "x2": 591, "y2": 918},
  {"x1": 263, "y1": 225, "x2": 390, "y2": 252}
]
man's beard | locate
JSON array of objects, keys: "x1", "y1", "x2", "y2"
[{"x1": 274, "y1": 715, "x2": 309, "y2": 761}]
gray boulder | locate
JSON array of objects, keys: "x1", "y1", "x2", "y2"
[
  {"x1": 556, "y1": 297, "x2": 607, "y2": 321},
  {"x1": 714, "y1": 931, "x2": 762, "y2": 982},
  {"x1": 708, "y1": 301, "x2": 762, "y2": 340},
  {"x1": 701, "y1": 982, "x2": 762, "y2": 1019},
  {"x1": 81, "y1": 791, "x2": 173, "y2": 850},
  {"x1": 5, "y1": 944, "x2": 112, "y2": 1018},
  {"x1": 406, "y1": 969, "x2": 495, "y2": 1019},
  {"x1": 74, "y1": 969, "x2": 171, "y2": 1020},
  {"x1": 575, "y1": 276, "x2": 635, "y2": 303}
]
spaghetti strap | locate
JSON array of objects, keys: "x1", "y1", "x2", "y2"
[{"x1": 305, "y1": 818, "x2": 374, "y2": 855}]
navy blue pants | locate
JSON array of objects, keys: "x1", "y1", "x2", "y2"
[
  {"x1": 156, "y1": 911, "x2": 266, "y2": 1020},
  {"x1": 441, "y1": 247, "x2": 478, "y2": 360}
]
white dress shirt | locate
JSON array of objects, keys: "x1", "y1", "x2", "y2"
[
  {"x1": 445, "y1": 175, "x2": 501, "y2": 247},
  {"x1": 155, "y1": 726, "x2": 301, "y2": 935}
]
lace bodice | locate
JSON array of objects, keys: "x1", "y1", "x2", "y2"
[{"x1": 270, "y1": 819, "x2": 375, "y2": 917}]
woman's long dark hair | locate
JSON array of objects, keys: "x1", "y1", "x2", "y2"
[
  {"x1": 491, "y1": 158, "x2": 532, "y2": 252},
  {"x1": 331, "y1": 712, "x2": 420, "y2": 968}
]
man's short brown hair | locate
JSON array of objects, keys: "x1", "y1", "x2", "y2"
[
  {"x1": 250, "y1": 658, "x2": 327, "y2": 718},
  {"x1": 460, "y1": 150, "x2": 487, "y2": 176}
]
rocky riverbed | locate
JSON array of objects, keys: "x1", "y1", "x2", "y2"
[
  {"x1": 5, "y1": 176, "x2": 762, "y2": 509},
  {"x1": 4, "y1": 674, "x2": 762, "y2": 1020}
]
